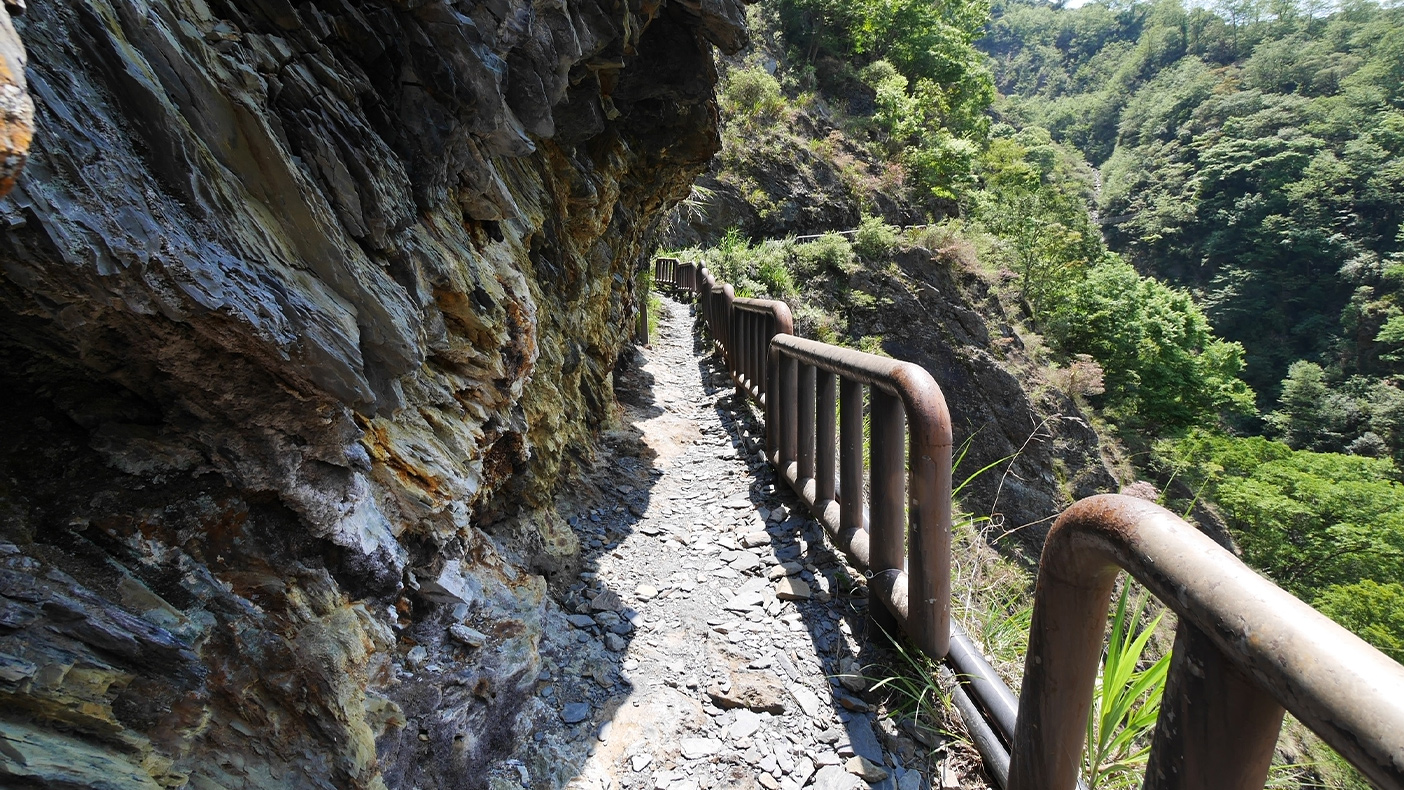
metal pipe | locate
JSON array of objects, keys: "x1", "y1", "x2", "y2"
[
  {"x1": 870, "y1": 391, "x2": 905, "y2": 580},
  {"x1": 839, "y1": 378, "x2": 864, "y2": 557},
  {"x1": 798, "y1": 363, "x2": 817, "y2": 484},
  {"x1": 947, "y1": 623, "x2": 1020, "y2": 742},
  {"x1": 946, "y1": 665, "x2": 1012, "y2": 788},
  {"x1": 767, "y1": 342, "x2": 780, "y2": 463},
  {"x1": 779, "y1": 354, "x2": 798, "y2": 468},
  {"x1": 1008, "y1": 495, "x2": 1404, "y2": 790}
]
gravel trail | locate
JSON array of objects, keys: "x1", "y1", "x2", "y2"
[{"x1": 524, "y1": 296, "x2": 953, "y2": 790}]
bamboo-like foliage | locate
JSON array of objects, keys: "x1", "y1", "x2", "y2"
[{"x1": 1082, "y1": 582, "x2": 1172, "y2": 789}]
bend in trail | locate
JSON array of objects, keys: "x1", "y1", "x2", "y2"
[{"x1": 525, "y1": 296, "x2": 969, "y2": 790}]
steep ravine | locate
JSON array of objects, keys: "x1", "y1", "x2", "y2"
[{"x1": 0, "y1": 1, "x2": 748, "y2": 787}]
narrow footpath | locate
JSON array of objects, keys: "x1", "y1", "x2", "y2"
[{"x1": 525, "y1": 297, "x2": 967, "y2": 790}]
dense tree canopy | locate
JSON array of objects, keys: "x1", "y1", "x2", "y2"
[{"x1": 983, "y1": 0, "x2": 1404, "y2": 407}]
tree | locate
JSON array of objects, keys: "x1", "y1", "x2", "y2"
[
  {"x1": 1043, "y1": 259, "x2": 1256, "y2": 429},
  {"x1": 1266, "y1": 361, "x2": 1353, "y2": 451},
  {"x1": 1314, "y1": 580, "x2": 1404, "y2": 662},
  {"x1": 1161, "y1": 431, "x2": 1404, "y2": 595}
]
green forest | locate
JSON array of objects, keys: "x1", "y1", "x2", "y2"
[
  {"x1": 980, "y1": 0, "x2": 1404, "y2": 665},
  {"x1": 668, "y1": 0, "x2": 1404, "y2": 782}
]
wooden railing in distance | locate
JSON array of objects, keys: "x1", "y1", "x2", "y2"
[
  {"x1": 654, "y1": 257, "x2": 678, "y2": 290},
  {"x1": 1009, "y1": 495, "x2": 1404, "y2": 790}
]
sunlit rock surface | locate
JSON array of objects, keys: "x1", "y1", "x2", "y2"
[{"x1": 0, "y1": 0, "x2": 741, "y2": 786}]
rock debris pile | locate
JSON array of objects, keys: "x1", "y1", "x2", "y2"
[{"x1": 512, "y1": 299, "x2": 969, "y2": 790}]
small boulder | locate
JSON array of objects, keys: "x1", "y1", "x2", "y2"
[
  {"x1": 846, "y1": 756, "x2": 889, "y2": 782},
  {"x1": 707, "y1": 671, "x2": 788, "y2": 714},
  {"x1": 742, "y1": 531, "x2": 772, "y2": 548},
  {"x1": 448, "y1": 624, "x2": 487, "y2": 647},
  {"x1": 775, "y1": 578, "x2": 811, "y2": 601},
  {"x1": 679, "y1": 737, "x2": 723, "y2": 759},
  {"x1": 590, "y1": 589, "x2": 623, "y2": 612}
]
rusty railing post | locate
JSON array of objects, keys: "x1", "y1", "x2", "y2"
[
  {"x1": 839, "y1": 378, "x2": 866, "y2": 561},
  {"x1": 816, "y1": 371, "x2": 837, "y2": 506},
  {"x1": 869, "y1": 389, "x2": 906, "y2": 641},
  {"x1": 1143, "y1": 622, "x2": 1284, "y2": 790},
  {"x1": 897, "y1": 364, "x2": 952, "y2": 659},
  {"x1": 779, "y1": 352, "x2": 798, "y2": 477},
  {"x1": 798, "y1": 362, "x2": 817, "y2": 498}
]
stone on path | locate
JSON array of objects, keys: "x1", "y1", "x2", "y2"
[
  {"x1": 842, "y1": 716, "x2": 885, "y2": 763},
  {"x1": 708, "y1": 671, "x2": 787, "y2": 714},
  {"x1": 728, "y1": 709, "x2": 761, "y2": 739},
  {"x1": 837, "y1": 656, "x2": 868, "y2": 691},
  {"x1": 722, "y1": 495, "x2": 751, "y2": 509},
  {"x1": 768, "y1": 561, "x2": 803, "y2": 579},
  {"x1": 635, "y1": 584, "x2": 659, "y2": 601},
  {"x1": 591, "y1": 589, "x2": 623, "y2": 611},
  {"x1": 723, "y1": 578, "x2": 769, "y2": 610},
  {"x1": 729, "y1": 553, "x2": 761, "y2": 572},
  {"x1": 741, "y1": 531, "x2": 772, "y2": 547},
  {"x1": 775, "y1": 577, "x2": 811, "y2": 600},
  {"x1": 567, "y1": 614, "x2": 596, "y2": 628},
  {"x1": 792, "y1": 757, "x2": 816, "y2": 787},
  {"x1": 561, "y1": 703, "x2": 591, "y2": 724},
  {"x1": 791, "y1": 685, "x2": 823, "y2": 718},
  {"x1": 814, "y1": 765, "x2": 864, "y2": 790},
  {"x1": 846, "y1": 756, "x2": 889, "y2": 782},
  {"x1": 679, "y1": 737, "x2": 722, "y2": 759},
  {"x1": 631, "y1": 753, "x2": 653, "y2": 772}
]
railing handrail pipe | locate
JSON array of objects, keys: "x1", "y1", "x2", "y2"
[{"x1": 1008, "y1": 494, "x2": 1404, "y2": 790}]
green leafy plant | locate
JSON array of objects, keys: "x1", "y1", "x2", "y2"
[
  {"x1": 853, "y1": 215, "x2": 900, "y2": 260},
  {"x1": 1082, "y1": 582, "x2": 1171, "y2": 789}
]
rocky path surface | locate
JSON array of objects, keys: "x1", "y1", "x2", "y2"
[{"x1": 512, "y1": 297, "x2": 964, "y2": 790}]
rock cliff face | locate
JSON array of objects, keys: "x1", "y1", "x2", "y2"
[{"x1": 0, "y1": 1, "x2": 742, "y2": 787}]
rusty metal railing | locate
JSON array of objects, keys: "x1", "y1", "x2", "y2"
[
  {"x1": 697, "y1": 265, "x2": 734, "y2": 364},
  {"x1": 730, "y1": 298, "x2": 793, "y2": 404},
  {"x1": 768, "y1": 334, "x2": 953, "y2": 659},
  {"x1": 656, "y1": 257, "x2": 1404, "y2": 790},
  {"x1": 1009, "y1": 495, "x2": 1404, "y2": 790}
]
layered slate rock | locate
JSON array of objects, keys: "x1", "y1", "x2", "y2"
[{"x1": 0, "y1": 1, "x2": 745, "y2": 787}]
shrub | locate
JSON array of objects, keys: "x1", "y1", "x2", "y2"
[
  {"x1": 792, "y1": 233, "x2": 856, "y2": 276},
  {"x1": 1048, "y1": 354, "x2": 1107, "y2": 404},
  {"x1": 852, "y1": 215, "x2": 900, "y2": 261},
  {"x1": 722, "y1": 67, "x2": 786, "y2": 123},
  {"x1": 752, "y1": 241, "x2": 797, "y2": 298}
]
